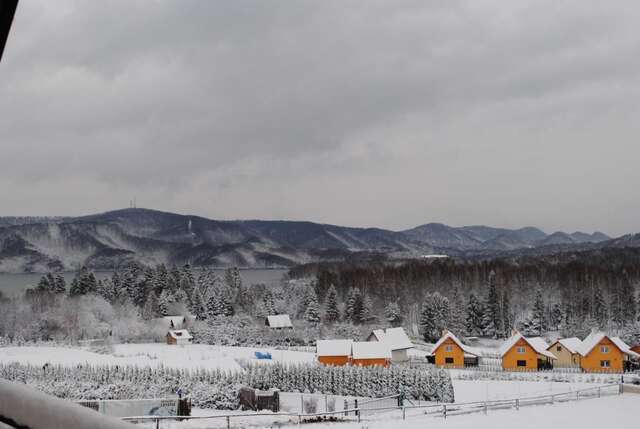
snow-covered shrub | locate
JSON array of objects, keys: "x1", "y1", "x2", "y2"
[{"x1": 0, "y1": 361, "x2": 455, "y2": 407}]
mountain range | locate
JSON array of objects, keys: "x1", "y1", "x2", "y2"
[{"x1": 0, "y1": 208, "x2": 627, "y2": 272}]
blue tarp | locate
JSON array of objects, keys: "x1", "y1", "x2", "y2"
[{"x1": 254, "y1": 351, "x2": 272, "y2": 360}]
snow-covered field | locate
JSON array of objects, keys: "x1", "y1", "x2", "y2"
[
  {"x1": 451, "y1": 380, "x2": 596, "y2": 402},
  {"x1": 136, "y1": 392, "x2": 639, "y2": 429},
  {"x1": 0, "y1": 344, "x2": 315, "y2": 371}
]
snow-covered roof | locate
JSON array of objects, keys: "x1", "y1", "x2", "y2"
[
  {"x1": 611, "y1": 337, "x2": 640, "y2": 359},
  {"x1": 266, "y1": 314, "x2": 293, "y2": 328},
  {"x1": 549, "y1": 337, "x2": 583, "y2": 354},
  {"x1": 574, "y1": 331, "x2": 637, "y2": 357},
  {"x1": 316, "y1": 339, "x2": 353, "y2": 357},
  {"x1": 499, "y1": 332, "x2": 556, "y2": 359},
  {"x1": 167, "y1": 329, "x2": 192, "y2": 340},
  {"x1": 431, "y1": 331, "x2": 482, "y2": 357},
  {"x1": 370, "y1": 327, "x2": 414, "y2": 351},
  {"x1": 352, "y1": 341, "x2": 392, "y2": 360}
]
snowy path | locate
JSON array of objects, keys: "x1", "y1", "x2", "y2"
[{"x1": 0, "y1": 344, "x2": 315, "y2": 372}]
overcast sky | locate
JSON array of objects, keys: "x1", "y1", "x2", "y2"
[{"x1": 1, "y1": 1, "x2": 639, "y2": 236}]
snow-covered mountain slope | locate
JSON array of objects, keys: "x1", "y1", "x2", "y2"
[{"x1": 0, "y1": 208, "x2": 620, "y2": 272}]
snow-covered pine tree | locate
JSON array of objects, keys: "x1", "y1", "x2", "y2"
[
  {"x1": 465, "y1": 292, "x2": 484, "y2": 336},
  {"x1": 592, "y1": 287, "x2": 607, "y2": 327},
  {"x1": 419, "y1": 292, "x2": 448, "y2": 342},
  {"x1": 384, "y1": 301, "x2": 402, "y2": 327},
  {"x1": 482, "y1": 271, "x2": 501, "y2": 338},
  {"x1": 500, "y1": 289, "x2": 513, "y2": 338},
  {"x1": 360, "y1": 294, "x2": 376, "y2": 323},
  {"x1": 158, "y1": 289, "x2": 175, "y2": 316},
  {"x1": 324, "y1": 285, "x2": 340, "y2": 323},
  {"x1": 142, "y1": 292, "x2": 160, "y2": 320},
  {"x1": 344, "y1": 288, "x2": 363, "y2": 324},
  {"x1": 529, "y1": 288, "x2": 546, "y2": 336},
  {"x1": 304, "y1": 290, "x2": 321, "y2": 323},
  {"x1": 448, "y1": 288, "x2": 465, "y2": 335}
]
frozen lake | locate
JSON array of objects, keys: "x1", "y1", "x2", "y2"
[{"x1": 0, "y1": 268, "x2": 288, "y2": 296}]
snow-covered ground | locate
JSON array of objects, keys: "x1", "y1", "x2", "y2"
[
  {"x1": 451, "y1": 380, "x2": 596, "y2": 402},
  {"x1": 0, "y1": 344, "x2": 315, "y2": 371},
  {"x1": 135, "y1": 393, "x2": 639, "y2": 429}
]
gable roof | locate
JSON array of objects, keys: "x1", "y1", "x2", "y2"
[
  {"x1": 167, "y1": 329, "x2": 192, "y2": 340},
  {"x1": 266, "y1": 314, "x2": 293, "y2": 328},
  {"x1": 431, "y1": 332, "x2": 481, "y2": 357},
  {"x1": 352, "y1": 341, "x2": 392, "y2": 360},
  {"x1": 574, "y1": 331, "x2": 640, "y2": 357},
  {"x1": 549, "y1": 337, "x2": 583, "y2": 354},
  {"x1": 370, "y1": 327, "x2": 414, "y2": 351},
  {"x1": 611, "y1": 337, "x2": 640, "y2": 359},
  {"x1": 163, "y1": 316, "x2": 186, "y2": 327},
  {"x1": 499, "y1": 332, "x2": 556, "y2": 359},
  {"x1": 316, "y1": 339, "x2": 353, "y2": 357}
]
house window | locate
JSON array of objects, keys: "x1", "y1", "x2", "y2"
[
  {"x1": 601, "y1": 360, "x2": 610, "y2": 368},
  {"x1": 556, "y1": 346, "x2": 562, "y2": 352},
  {"x1": 445, "y1": 345, "x2": 453, "y2": 352},
  {"x1": 445, "y1": 357, "x2": 454, "y2": 364},
  {"x1": 517, "y1": 360, "x2": 527, "y2": 367},
  {"x1": 517, "y1": 346, "x2": 526, "y2": 354},
  {"x1": 600, "y1": 346, "x2": 609, "y2": 353}
]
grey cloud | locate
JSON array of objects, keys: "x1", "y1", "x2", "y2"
[{"x1": 1, "y1": 0, "x2": 639, "y2": 235}]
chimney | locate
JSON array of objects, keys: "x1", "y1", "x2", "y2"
[
  {"x1": 511, "y1": 328, "x2": 519, "y2": 337},
  {"x1": 442, "y1": 329, "x2": 449, "y2": 337}
]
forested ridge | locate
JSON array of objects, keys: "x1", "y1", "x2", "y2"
[{"x1": 291, "y1": 247, "x2": 640, "y2": 341}]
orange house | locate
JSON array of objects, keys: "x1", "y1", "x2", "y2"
[
  {"x1": 351, "y1": 342, "x2": 391, "y2": 367},
  {"x1": 577, "y1": 332, "x2": 639, "y2": 373},
  {"x1": 316, "y1": 339, "x2": 353, "y2": 366},
  {"x1": 500, "y1": 332, "x2": 556, "y2": 371},
  {"x1": 431, "y1": 331, "x2": 480, "y2": 368}
]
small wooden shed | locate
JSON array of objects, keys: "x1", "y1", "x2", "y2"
[
  {"x1": 351, "y1": 341, "x2": 391, "y2": 367},
  {"x1": 499, "y1": 331, "x2": 556, "y2": 371},
  {"x1": 576, "y1": 332, "x2": 639, "y2": 373},
  {"x1": 166, "y1": 329, "x2": 193, "y2": 346},
  {"x1": 547, "y1": 337, "x2": 582, "y2": 367},
  {"x1": 316, "y1": 339, "x2": 353, "y2": 366}
]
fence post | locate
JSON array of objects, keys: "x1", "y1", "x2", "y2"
[
  {"x1": 155, "y1": 418, "x2": 160, "y2": 429},
  {"x1": 344, "y1": 399, "x2": 348, "y2": 416},
  {"x1": 515, "y1": 398, "x2": 519, "y2": 410},
  {"x1": 325, "y1": 395, "x2": 328, "y2": 413},
  {"x1": 484, "y1": 401, "x2": 487, "y2": 415},
  {"x1": 226, "y1": 415, "x2": 230, "y2": 429},
  {"x1": 402, "y1": 406, "x2": 406, "y2": 420},
  {"x1": 550, "y1": 394, "x2": 554, "y2": 405},
  {"x1": 300, "y1": 394, "x2": 304, "y2": 414},
  {"x1": 443, "y1": 404, "x2": 447, "y2": 419},
  {"x1": 576, "y1": 390, "x2": 579, "y2": 401},
  {"x1": 354, "y1": 399, "x2": 358, "y2": 420},
  {"x1": 598, "y1": 387, "x2": 601, "y2": 398}
]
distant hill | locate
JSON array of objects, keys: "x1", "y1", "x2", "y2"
[{"x1": 0, "y1": 208, "x2": 619, "y2": 272}]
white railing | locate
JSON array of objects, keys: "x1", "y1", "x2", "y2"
[{"x1": 122, "y1": 383, "x2": 623, "y2": 428}]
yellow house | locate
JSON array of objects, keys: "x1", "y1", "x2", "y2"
[
  {"x1": 577, "y1": 332, "x2": 640, "y2": 373},
  {"x1": 500, "y1": 332, "x2": 556, "y2": 371},
  {"x1": 431, "y1": 331, "x2": 481, "y2": 368},
  {"x1": 547, "y1": 337, "x2": 582, "y2": 367}
]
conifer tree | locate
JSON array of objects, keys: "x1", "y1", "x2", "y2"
[
  {"x1": 448, "y1": 288, "x2": 465, "y2": 335},
  {"x1": 360, "y1": 294, "x2": 376, "y2": 324},
  {"x1": 324, "y1": 285, "x2": 340, "y2": 323},
  {"x1": 465, "y1": 293, "x2": 484, "y2": 336},
  {"x1": 142, "y1": 292, "x2": 160, "y2": 320},
  {"x1": 304, "y1": 290, "x2": 321, "y2": 323},
  {"x1": 384, "y1": 302, "x2": 402, "y2": 327},
  {"x1": 158, "y1": 289, "x2": 175, "y2": 316},
  {"x1": 482, "y1": 271, "x2": 501, "y2": 338},
  {"x1": 530, "y1": 288, "x2": 546, "y2": 336},
  {"x1": 593, "y1": 287, "x2": 607, "y2": 327}
]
